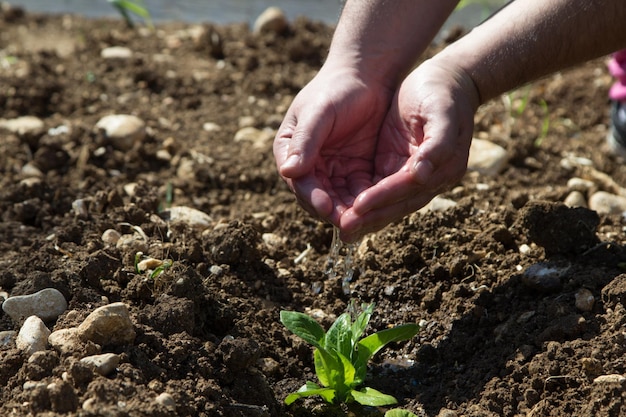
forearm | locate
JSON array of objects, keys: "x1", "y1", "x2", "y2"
[
  {"x1": 326, "y1": 0, "x2": 459, "y2": 90},
  {"x1": 436, "y1": 0, "x2": 626, "y2": 104}
]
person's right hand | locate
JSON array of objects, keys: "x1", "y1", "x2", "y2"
[
  {"x1": 339, "y1": 59, "x2": 481, "y2": 242},
  {"x1": 273, "y1": 65, "x2": 395, "y2": 227}
]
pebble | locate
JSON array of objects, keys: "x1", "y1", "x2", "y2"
[
  {"x1": 16, "y1": 316, "x2": 51, "y2": 355},
  {"x1": 160, "y1": 206, "x2": 213, "y2": 227},
  {"x1": 100, "y1": 46, "x2": 133, "y2": 60},
  {"x1": 521, "y1": 261, "x2": 569, "y2": 293},
  {"x1": 101, "y1": 229, "x2": 122, "y2": 245},
  {"x1": 155, "y1": 392, "x2": 176, "y2": 408},
  {"x1": 593, "y1": 374, "x2": 626, "y2": 385},
  {"x1": 467, "y1": 138, "x2": 508, "y2": 176},
  {"x1": 588, "y1": 191, "x2": 626, "y2": 215},
  {"x1": 563, "y1": 191, "x2": 587, "y2": 208},
  {"x1": 21, "y1": 162, "x2": 44, "y2": 178},
  {"x1": 567, "y1": 177, "x2": 595, "y2": 193},
  {"x1": 48, "y1": 327, "x2": 101, "y2": 356},
  {"x1": 0, "y1": 115, "x2": 45, "y2": 138},
  {"x1": 575, "y1": 288, "x2": 595, "y2": 312},
  {"x1": 2, "y1": 288, "x2": 68, "y2": 322},
  {"x1": 262, "y1": 233, "x2": 285, "y2": 250},
  {"x1": 77, "y1": 302, "x2": 136, "y2": 346},
  {"x1": 253, "y1": 7, "x2": 288, "y2": 35},
  {"x1": 233, "y1": 126, "x2": 274, "y2": 149},
  {"x1": 80, "y1": 353, "x2": 121, "y2": 376},
  {"x1": 419, "y1": 196, "x2": 457, "y2": 214},
  {"x1": 95, "y1": 114, "x2": 146, "y2": 151}
]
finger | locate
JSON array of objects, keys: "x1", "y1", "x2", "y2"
[
  {"x1": 276, "y1": 104, "x2": 335, "y2": 179},
  {"x1": 291, "y1": 174, "x2": 343, "y2": 225},
  {"x1": 339, "y1": 188, "x2": 439, "y2": 243}
]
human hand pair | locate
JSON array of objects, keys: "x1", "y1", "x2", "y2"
[{"x1": 274, "y1": 59, "x2": 480, "y2": 243}]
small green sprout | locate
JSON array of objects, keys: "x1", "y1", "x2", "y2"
[
  {"x1": 108, "y1": 0, "x2": 153, "y2": 28},
  {"x1": 385, "y1": 409, "x2": 419, "y2": 417},
  {"x1": 280, "y1": 303, "x2": 420, "y2": 407}
]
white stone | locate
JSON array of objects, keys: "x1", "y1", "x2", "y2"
[
  {"x1": 262, "y1": 233, "x2": 285, "y2": 249},
  {"x1": 21, "y1": 162, "x2": 44, "y2": 178},
  {"x1": 95, "y1": 114, "x2": 146, "y2": 151},
  {"x1": 100, "y1": 46, "x2": 133, "y2": 60},
  {"x1": 80, "y1": 353, "x2": 120, "y2": 376},
  {"x1": 101, "y1": 229, "x2": 121, "y2": 245},
  {"x1": 77, "y1": 302, "x2": 136, "y2": 346},
  {"x1": 467, "y1": 138, "x2": 509, "y2": 176},
  {"x1": 233, "y1": 126, "x2": 274, "y2": 149},
  {"x1": 564, "y1": 191, "x2": 587, "y2": 208},
  {"x1": 419, "y1": 196, "x2": 457, "y2": 214},
  {"x1": 2, "y1": 288, "x2": 68, "y2": 322},
  {"x1": 160, "y1": 206, "x2": 213, "y2": 227},
  {"x1": 202, "y1": 122, "x2": 221, "y2": 132},
  {"x1": 593, "y1": 374, "x2": 626, "y2": 384},
  {"x1": 0, "y1": 116, "x2": 44, "y2": 137},
  {"x1": 16, "y1": 316, "x2": 51, "y2": 355},
  {"x1": 567, "y1": 177, "x2": 595, "y2": 193},
  {"x1": 253, "y1": 7, "x2": 288, "y2": 34},
  {"x1": 588, "y1": 191, "x2": 626, "y2": 215},
  {"x1": 155, "y1": 392, "x2": 176, "y2": 408}
]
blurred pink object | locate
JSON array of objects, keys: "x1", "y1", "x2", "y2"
[{"x1": 608, "y1": 50, "x2": 626, "y2": 101}]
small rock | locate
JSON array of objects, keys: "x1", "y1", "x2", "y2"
[
  {"x1": 202, "y1": 122, "x2": 221, "y2": 132},
  {"x1": 16, "y1": 316, "x2": 51, "y2": 355},
  {"x1": 419, "y1": 196, "x2": 457, "y2": 213},
  {"x1": 101, "y1": 229, "x2": 121, "y2": 245},
  {"x1": 160, "y1": 206, "x2": 213, "y2": 227},
  {"x1": 48, "y1": 327, "x2": 100, "y2": 356},
  {"x1": 589, "y1": 191, "x2": 626, "y2": 215},
  {"x1": 575, "y1": 288, "x2": 595, "y2": 312},
  {"x1": 521, "y1": 261, "x2": 569, "y2": 293},
  {"x1": 77, "y1": 302, "x2": 136, "y2": 346},
  {"x1": 564, "y1": 191, "x2": 587, "y2": 208},
  {"x1": 262, "y1": 233, "x2": 284, "y2": 250},
  {"x1": 593, "y1": 374, "x2": 626, "y2": 385},
  {"x1": 253, "y1": 7, "x2": 288, "y2": 35},
  {"x1": 2, "y1": 288, "x2": 68, "y2": 322},
  {"x1": 467, "y1": 138, "x2": 509, "y2": 176},
  {"x1": 567, "y1": 177, "x2": 595, "y2": 193},
  {"x1": 233, "y1": 126, "x2": 274, "y2": 149},
  {"x1": 21, "y1": 162, "x2": 44, "y2": 178},
  {"x1": 257, "y1": 357, "x2": 280, "y2": 376},
  {"x1": 95, "y1": 114, "x2": 146, "y2": 151},
  {"x1": 80, "y1": 353, "x2": 120, "y2": 376},
  {"x1": 100, "y1": 46, "x2": 133, "y2": 60},
  {"x1": 155, "y1": 392, "x2": 176, "y2": 408},
  {"x1": 0, "y1": 116, "x2": 45, "y2": 138}
]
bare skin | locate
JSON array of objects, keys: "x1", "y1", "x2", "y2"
[{"x1": 274, "y1": 0, "x2": 626, "y2": 242}]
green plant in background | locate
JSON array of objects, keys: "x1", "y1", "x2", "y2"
[
  {"x1": 280, "y1": 303, "x2": 420, "y2": 407},
  {"x1": 108, "y1": 0, "x2": 153, "y2": 28}
]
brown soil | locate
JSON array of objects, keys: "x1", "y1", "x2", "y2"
[{"x1": 2, "y1": 6, "x2": 626, "y2": 417}]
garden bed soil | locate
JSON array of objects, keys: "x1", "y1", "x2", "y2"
[{"x1": 2, "y1": 6, "x2": 626, "y2": 417}]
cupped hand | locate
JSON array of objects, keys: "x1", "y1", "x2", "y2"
[
  {"x1": 273, "y1": 66, "x2": 394, "y2": 226},
  {"x1": 339, "y1": 59, "x2": 481, "y2": 242}
]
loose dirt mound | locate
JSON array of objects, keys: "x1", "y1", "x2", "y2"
[{"x1": 2, "y1": 6, "x2": 626, "y2": 417}]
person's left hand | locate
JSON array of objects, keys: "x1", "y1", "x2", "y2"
[{"x1": 339, "y1": 59, "x2": 480, "y2": 242}]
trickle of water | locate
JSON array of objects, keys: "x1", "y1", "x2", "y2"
[{"x1": 324, "y1": 226, "x2": 361, "y2": 295}]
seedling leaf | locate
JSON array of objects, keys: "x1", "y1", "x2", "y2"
[
  {"x1": 351, "y1": 386, "x2": 398, "y2": 406},
  {"x1": 280, "y1": 310, "x2": 325, "y2": 349},
  {"x1": 285, "y1": 381, "x2": 336, "y2": 405},
  {"x1": 354, "y1": 323, "x2": 420, "y2": 381},
  {"x1": 385, "y1": 409, "x2": 419, "y2": 417},
  {"x1": 325, "y1": 312, "x2": 352, "y2": 357}
]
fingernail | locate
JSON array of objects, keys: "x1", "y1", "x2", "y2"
[
  {"x1": 281, "y1": 154, "x2": 300, "y2": 171},
  {"x1": 412, "y1": 159, "x2": 434, "y2": 184}
]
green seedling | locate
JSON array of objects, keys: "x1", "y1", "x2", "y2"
[
  {"x1": 108, "y1": 0, "x2": 153, "y2": 28},
  {"x1": 385, "y1": 409, "x2": 419, "y2": 417},
  {"x1": 280, "y1": 303, "x2": 420, "y2": 406}
]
